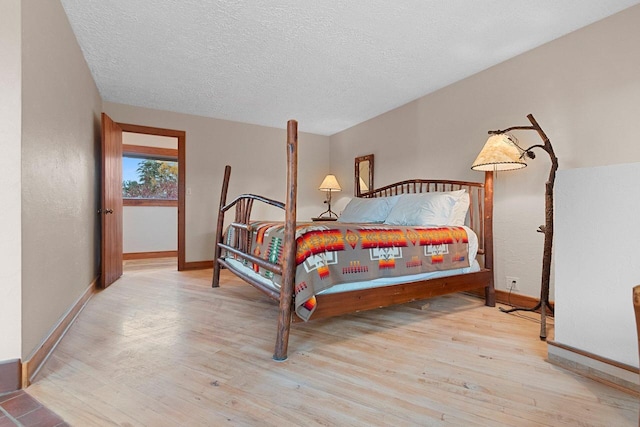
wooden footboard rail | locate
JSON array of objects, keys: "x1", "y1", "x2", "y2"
[
  {"x1": 212, "y1": 168, "x2": 286, "y2": 284},
  {"x1": 212, "y1": 120, "x2": 299, "y2": 361}
]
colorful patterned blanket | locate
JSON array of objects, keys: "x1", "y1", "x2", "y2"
[{"x1": 224, "y1": 222, "x2": 470, "y2": 321}]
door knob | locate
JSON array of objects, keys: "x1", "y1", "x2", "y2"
[{"x1": 105, "y1": 209, "x2": 114, "y2": 214}]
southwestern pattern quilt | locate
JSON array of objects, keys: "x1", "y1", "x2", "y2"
[{"x1": 224, "y1": 222, "x2": 470, "y2": 321}]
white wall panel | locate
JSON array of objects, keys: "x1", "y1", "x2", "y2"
[
  {"x1": 555, "y1": 163, "x2": 640, "y2": 368},
  {"x1": 123, "y1": 207, "x2": 177, "y2": 253}
]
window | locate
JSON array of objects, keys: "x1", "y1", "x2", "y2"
[{"x1": 122, "y1": 144, "x2": 179, "y2": 206}]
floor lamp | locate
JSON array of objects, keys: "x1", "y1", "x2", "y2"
[{"x1": 471, "y1": 113, "x2": 558, "y2": 340}]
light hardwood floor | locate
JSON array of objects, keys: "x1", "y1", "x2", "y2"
[{"x1": 27, "y1": 260, "x2": 638, "y2": 426}]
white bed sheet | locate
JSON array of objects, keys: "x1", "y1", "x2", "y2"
[{"x1": 225, "y1": 257, "x2": 480, "y2": 295}]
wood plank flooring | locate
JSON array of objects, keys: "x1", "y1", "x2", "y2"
[{"x1": 26, "y1": 260, "x2": 638, "y2": 426}]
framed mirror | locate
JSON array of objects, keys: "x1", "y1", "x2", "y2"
[{"x1": 354, "y1": 154, "x2": 374, "y2": 196}]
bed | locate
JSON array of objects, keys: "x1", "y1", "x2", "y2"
[{"x1": 212, "y1": 120, "x2": 495, "y2": 360}]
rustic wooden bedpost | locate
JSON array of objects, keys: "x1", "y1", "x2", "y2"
[
  {"x1": 483, "y1": 171, "x2": 496, "y2": 307},
  {"x1": 273, "y1": 120, "x2": 298, "y2": 361},
  {"x1": 212, "y1": 165, "x2": 232, "y2": 287}
]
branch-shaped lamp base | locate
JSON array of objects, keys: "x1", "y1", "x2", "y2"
[{"x1": 485, "y1": 114, "x2": 558, "y2": 340}]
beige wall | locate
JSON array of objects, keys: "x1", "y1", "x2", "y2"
[
  {"x1": 330, "y1": 5, "x2": 640, "y2": 303},
  {"x1": 103, "y1": 102, "x2": 331, "y2": 262},
  {"x1": 0, "y1": 0, "x2": 22, "y2": 361},
  {"x1": 21, "y1": 0, "x2": 102, "y2": 359}
]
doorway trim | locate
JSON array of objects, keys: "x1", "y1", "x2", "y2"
[{"x1": 117, "y1": 122, "x2": 187, "y2": 271}]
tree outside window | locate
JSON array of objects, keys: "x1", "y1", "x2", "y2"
[{"x1": 123, "y1": 157, "x2": 178, "y2": 200}]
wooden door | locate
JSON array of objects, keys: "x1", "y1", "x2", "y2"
[{"x1": 100, "y1": 113, "x2": 123, "y2": 288}]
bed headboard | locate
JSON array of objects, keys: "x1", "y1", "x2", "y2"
[{"x1": 360, "y1": 176, "x2": 493, "y2": 262}]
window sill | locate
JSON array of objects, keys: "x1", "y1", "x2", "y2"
[{"x1": 123, "y1": 199, "x2": 178, "y2": 207}]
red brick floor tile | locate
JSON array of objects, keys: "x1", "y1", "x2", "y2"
[
  {"x1": 0, "y1": 412, "x2": 17, "y2": 427},
  {"x1": 0, "y1": 392, "x2": 22, "y2": 404},
  {"x1": 17, "y1": 406, "x2": 64, "y2": 427},
  {"x1": 1, "y1": 392, "x2": 41, "y2": 418},
  {"x1": 0, "y1": 392, "x2": 66, "y2": 426}
]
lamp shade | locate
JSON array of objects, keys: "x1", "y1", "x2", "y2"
[
  {"x1": 471, "y1": 134, "x2": 527, "y2": 171},
  {"x1": 319, "y1": 174, "x2": 341, "y2": 191}
]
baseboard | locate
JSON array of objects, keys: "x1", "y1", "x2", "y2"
[
  {"x1": 0, "y1": 359, "x2": 21, "y2": 393},
  {"x1": 547, "y1": 340, "x2": 639, "y2": 397},
  {"x1": 466, "y1": 288, "x2": 555, "y2": 314},
  {"x1": 182, "y1": 260, "x2": 213, "y2": 270},
  {"x1": 21, "y1": 277, "x2": 98, "y2": 388},
  {"x1": 123, "y1": 250, "x2": 177, "y2": 260}
]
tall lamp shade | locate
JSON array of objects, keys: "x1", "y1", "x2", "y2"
[
  {"x1": 319, "y1": 174, "x2": 342, "y2": 192},
  {"x1": 471, "y1": 134, "x2": 527, "y2": 171}
]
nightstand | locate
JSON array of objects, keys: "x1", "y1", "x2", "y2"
[{"x1": 311, "y1": 217, "x2": 338, "y2": 222}]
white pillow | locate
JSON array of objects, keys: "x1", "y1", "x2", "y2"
[
  {"x1": 384, "y1": 192, "x2": 459, "y2": 226},
  {"x1": 450, "y1": 191, "x2": 470, "y2": 226},
  {"x1": 337, "y1": 196, "x2": 399, "y2": 223}
]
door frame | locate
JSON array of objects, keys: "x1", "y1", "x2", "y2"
[{"x1": 118, "y1": 122, "x2": 187, "y2": 271}]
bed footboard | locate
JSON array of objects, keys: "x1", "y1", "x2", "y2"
[{"x1": 212, "y1": 167, "x2": 286, "y2": 288}]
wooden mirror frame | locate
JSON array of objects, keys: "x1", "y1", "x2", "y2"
[{"x1": 354, "y1": 154, "x2": 374, "y2": 197}]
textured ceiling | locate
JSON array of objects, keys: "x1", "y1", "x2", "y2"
[{"x1": 61, "y1": 0, "x2": 639, "y2": 135}]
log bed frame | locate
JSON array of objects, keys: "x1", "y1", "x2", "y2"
[{"x1": 212, "y1": 120, "x2": 495, "y2": 361}]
